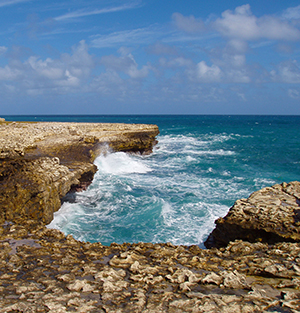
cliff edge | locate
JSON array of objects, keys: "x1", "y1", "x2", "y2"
[{"x1": 0, "y1": 121, "x2": 159, "y2": 224}]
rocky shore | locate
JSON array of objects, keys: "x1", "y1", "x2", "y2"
[
  {"x1": 0, "y1": 120, "x2": 159, "y2": 225},
  {"x1": 0, "y1": 120, "x2": 299, "y2": 312}
]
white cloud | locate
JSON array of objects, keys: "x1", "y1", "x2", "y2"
[
  {"x1": 91, "y1": 70, "x2": 128, "y2": 98},
  {"x1": 196, "y1": 61, "x2": 222, "y2": 82},
  {"x1": 25, "y1": 40, "x2": 93, "y2": 86},
  {"x1": 226, "y1": 69, "x2": 251, "y2": 83},
  {"x1": 0, "y1": 40, "x2": 94, "y2": 93},
  {"x1": 91, "y1": 26, "x2": 164, "y2": 48},
  {"x1": 0, "y1": 66, "x2": 21, "y2": 80},
  {"x1": 172, "y1": 12, "x2": 205, "y2": 33},
  {"x1": 101, "y1": 53, "x2": 149, "y2": 79},
  {"x1": 214, "y1": 4, "x2": 300, "y2": 41},
  {"x1": 55, "y1": 1, "x2": 142, "y2": 21},
  {"x1": 212, "y1": 44, "x2": 247, "y2": 69},
  {"x1": 271, "y1": 60, "x2": 300, "y2": 83},
  {"x1": 26, "y1": 57, "x2": 64, "y2": 80},
  {"x1": 158, "y1": 53, "x2": 251, "y2": 84},
  {"x1": 282, "y1": 5, "x2": 300, "y2": 20},
  {"x1": 0, "y1": 0, "x2": 29, "y2": 7}
]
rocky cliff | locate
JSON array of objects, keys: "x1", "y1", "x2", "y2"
[{"x1": 0, "y1": 121, "x2": 159, "y2": 224}]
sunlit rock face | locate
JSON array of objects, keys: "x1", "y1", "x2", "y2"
[
  {"x1": 0, "y1": 121, "x2": 159, "y2": 224},
  {"x1": 205, "y1": 181, "x2": 300, "y2": 248}
]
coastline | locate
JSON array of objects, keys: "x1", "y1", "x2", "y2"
[
  {"x1": 0, "y1": 121, "x2": 159, "y2": 225},
  {"x1": 0, "y1": 120, "x2": 300, "y2": 312}
]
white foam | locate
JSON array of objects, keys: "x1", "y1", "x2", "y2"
[
  {"x1": 95, "y1": 152, "x2": 152, "y2": 175},
  {"x1": 47, "y1": 202, "x2": 85, "y2": 231},
  {"x1": 158, "y1": 199, "x2": 230, "y2": 246},
  {"x1": 161, "y1": 201, "x2": 175, "y2": 227},
  {"x1": 183, "y1": 149, "x2": 235, "y2": 156},
  {"x1": 186, "y1": 155, "x2": 196, "y2": 162}
]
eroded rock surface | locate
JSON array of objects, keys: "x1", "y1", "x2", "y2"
[
  {"x1": 205, "y1": 181, "x2": 300, "y2": 248},
  {"x1": 0, "y1": 222, "x2": 300, "y2": 312},
  {"x1": 0, "y1": 121, "x2": 159, "y2": 224}
]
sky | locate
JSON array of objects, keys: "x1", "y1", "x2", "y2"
[{"x1": 1, "y1": 0, "x2": 300, "y2": 115}]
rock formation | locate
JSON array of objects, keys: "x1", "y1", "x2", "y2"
[
  {"x1": 0, "y1": 121, "x2": 159, "y2": 224},
  {"x1": 0, "y1": 223, "x2": 300, "y2": 312},
  {"x1": 205, "y1": 181, "x2": 300, "y2": 248}
]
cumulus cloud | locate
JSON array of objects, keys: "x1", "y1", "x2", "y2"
[
  {"x1": 158, "y1": 52, "x2": 252, "y2": 84},
  {"x1": 101, "y1": 53, "x2": 150, "y2": 79},
  {"x1": 210, "y1": 39, "x2": 248, "y2": 70},
  {"x1": 24, "y1": 40, "x2": 93, "y2": 89},
  {"x1": 214, "y1": 4, "x2": 300, "y2": 41},
  {"x1": 0, "y1": 66, "x2": 21, "y2": 80},
  {"x1": 271, "y1": 60, "x2": 300, "y2": 83},
  {"x1": 226, "y1": 69, "x2": 251, "y2": 83},
  {"x1": 172, "y1": 12, "x2": 205, "y2": 33},
  {"x1": 0, "y1": 40, "x2": 94, "y2": 94},
  {"x1": 282, "y1": 5, "x2": 300, "y2": 20},
  {"x1": 196, "y1": 61, "x2": 222, "y2": 82}
]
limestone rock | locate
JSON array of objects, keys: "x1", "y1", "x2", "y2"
[
  {"x1": 205, "y1": 182, "x2": 300, "y2": 248},
  {"x1": 0, "y1": 121, "x2": 159, "y2": 225},
  {"x1": 0, "y1": 157, "x2": 97, "y2": 224}
]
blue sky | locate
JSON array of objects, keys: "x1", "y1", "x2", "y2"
[{"x1": 1, "y1": 0, "x2": 300, "y2": 114}]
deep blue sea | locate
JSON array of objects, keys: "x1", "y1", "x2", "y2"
[{"x1": 4, "y1": 115, "x2": 300, "y2": 247}]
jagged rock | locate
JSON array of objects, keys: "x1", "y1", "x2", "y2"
[
  {"x1": 202, "y1": 272, "x2": 222, "y2": 285},
  {"x1": 0, "y1": 221, "x2": 300, "y2": 312},
  {"x1": 205, "y1": 181, "x2": 300, "y2": 248}
]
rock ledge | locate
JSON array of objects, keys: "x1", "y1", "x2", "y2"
[{"x1": 0, "y1": 121, "x2": 159, "y2": 224}]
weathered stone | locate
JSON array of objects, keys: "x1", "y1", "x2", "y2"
[
  {"x1": 221, "y1": 270, "x2": 250, "y2": 289},
  {"x1": 205, "y1": 181, "x2": 300, "y2": 248},
  {"x1": 201, "y1": 272, "x2": 222, "y2": 285}
]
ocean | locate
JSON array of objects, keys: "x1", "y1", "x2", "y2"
[{"x1": 4, "y1": 115, "x2": 300, "y2": 247}]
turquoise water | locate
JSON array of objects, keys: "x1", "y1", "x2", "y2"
[{"x1": 4, "y1": 115, "x2": 300, "y2": 247}]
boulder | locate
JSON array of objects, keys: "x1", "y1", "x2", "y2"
[{"x1": 205, "y1": 181, "x2": 300, "y2": 248}]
